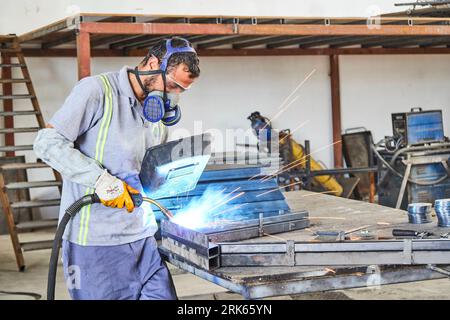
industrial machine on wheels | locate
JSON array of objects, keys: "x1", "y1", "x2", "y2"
[{"x1": 374, "y1": 108, "x2": 450, "y2": 209}]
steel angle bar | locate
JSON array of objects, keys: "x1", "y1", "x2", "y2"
[
  {"x1": 219, "y1": 239, "x2": 450, "y2": 267},
  {"x1": 243, "y1": 266, "x2": 447, "y2": 299},
  {"x1": 196, "y1": 210, "x2": 309, "y2": 234},
  {"x1": 161, "y1": 221, "x2": 219, "y2": 270},
  {"x1": 207, "y1": 218, "x2": 310, "y2": 243},
  {"x1": 220, "y1": 239, "x2": 450, "y2": 253},
  {"x1": 220, "y1": 250, "x2": 450, "y2": 267},
  {"x1": 161, "y1": 237, "x2": 220, "y2": 270},
  {"x1": 161, "y1": 220, "x2": 209, "y2": 248}
]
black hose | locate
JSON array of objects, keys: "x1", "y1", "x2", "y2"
[
  {"x1": 47, "y1": 194, "x2": 99, "y2": 300},
  {"x1": 389, "y1": 142, "x2": 450, "y2": 167},
  {"x1": 371, "y1": 144, "x2": 450, "y2": 187}
]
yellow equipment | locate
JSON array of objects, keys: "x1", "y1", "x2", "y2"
[{"x1": 279, "y1": 131, "x2": 343, "y2": 197}]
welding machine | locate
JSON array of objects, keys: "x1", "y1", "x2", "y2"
[
  {"x1": 391, "y1": 107, "x2": 445, "y2": 147},
  {"x1": 376, "y1": 108, "x2": 450, "y2": 210}
]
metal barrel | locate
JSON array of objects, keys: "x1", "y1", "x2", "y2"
[
  {"x1": 407, "y1": 203, "x2": 432, "y2": 224},
  {"x1": 434, "y1": 199, "x2": 450, "y2": 227}
]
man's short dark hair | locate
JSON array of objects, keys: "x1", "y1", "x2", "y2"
[{"x1": 141, "y1": 37, "x2": 200, "y2": 78}]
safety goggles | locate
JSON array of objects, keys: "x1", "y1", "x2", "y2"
[{"x1": 166, "y1": 73, "x2": 192, "y2": 92}]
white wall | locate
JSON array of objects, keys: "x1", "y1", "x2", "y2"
[
  {"x1": 340, "y1": 55, "x2": 450, "y2": 144},
  {"x1": 2, "y1": 1, "x2": 450, "y2": 219}
]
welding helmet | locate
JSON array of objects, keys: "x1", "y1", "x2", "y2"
[{"x1": 128, "y1": 38, "x2": 196, "y2": 126}]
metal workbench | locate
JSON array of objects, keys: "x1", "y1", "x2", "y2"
[{"x1": 160, "y1": 190, "x2": 450, "y2": 299}]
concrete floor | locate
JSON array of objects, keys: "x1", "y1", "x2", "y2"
[{"x1": 1, "y1": 231, "x2": 450, "y2": 300}]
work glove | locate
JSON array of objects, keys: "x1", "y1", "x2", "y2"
[{"x1": 94, "y1": 170, "x2": 140, "y2": 213}]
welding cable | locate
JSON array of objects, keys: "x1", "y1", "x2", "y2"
[
  {"x1": 47, "y1": 193, "x2": 174, "y2": 300},
  {"x1": 371, "y1": 144, "x2": 449, "y2": 187},
  {"x1": 47, "y1": 194, "x2": 99, "y2": 300},
  {"x1": 142, "y1": 197, "x2": 174, "y2": 219},
  {"x1": 389, "y1": 142, "x2": 450, "y2": 166}
]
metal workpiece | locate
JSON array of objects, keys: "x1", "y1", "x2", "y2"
[
  {"x1": 162, "y1": 250, "x2": 450, "y2": 300},
  {"x1": 218, "y1": 239, "x2": 450, "y2": 267},
  {"x1": 160, "y1": 211, "x2": 311, "y2": 269},
  {"x1": 200, "y1": 210, "x2": 310, "y2": 243},
  {"x1": 161, "y1": 220, "x2": 220, "y2": 270}
]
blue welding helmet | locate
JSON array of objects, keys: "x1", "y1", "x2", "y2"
[{"x1": 128, "y1": 38, "x2": 196, "y2": 126}]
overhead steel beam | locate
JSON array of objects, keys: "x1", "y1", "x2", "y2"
[
  {"x1": 21, "y1": 47, "x2": 450, "y2": 57},
  {"x1": 362, "y1": 36, "x2": 432, "y2": 47},
  {"x1": 41, "y1": 31, "x2": 77, "y2": 50},
  {"x1": 41, "y1": 16, "x2": 136, "y2": 49},
  {"x1": 18, "y1": 16, "x2": 78, "y2": 43},
  {"x1": 330, "y1": 36, "x2": 387, "y2": 48},
  {"x1": 300, "y1": 36, "x2": 357, "y2": 48},
  {"x1": 392, "y1": 36, "x2": 450, "y2": 47},
  {"x1": 195, "y1": 36, "x2": 253, "y2": 49},
  {"x1": 77, "y1": 22, "x2": 450, "y2": 36},
  {"x1": 134, "y1": 35, "x2": 219, "y2": 50},
  {"x1": 219, "y1": 239, "x2": 450, "y2": 267},
  {"x1": 266, "y1": 19, "x2": 367, "y2": 48},
  {"x1": 233, "y1": 36, "x2": 296, "y2": 49},
  {"x1": 419, "y1": 37, "x2": 450, "y2": 47},
  {"x1": 110, "y1": 35, "x2": 164, "y2": 50}
]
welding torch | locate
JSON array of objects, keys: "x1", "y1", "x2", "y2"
[{"x1": 47, "y1": 192, "x2": 173, "y2": 300}]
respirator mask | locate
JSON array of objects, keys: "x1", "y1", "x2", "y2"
[{"x1": 128, "y1": 38, "x2": 196, "y2": 126}]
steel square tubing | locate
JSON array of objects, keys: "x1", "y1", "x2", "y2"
[
  {"x1": 161, "y1": 238, "x2": 220, "y2": 270},
  {"x1": 207, "y1": 218, "x2": 310, "y2": 243},
  {"x1": 161, "y1": 211, "x2": 309, "y2": 244},
  {"x1": 219, "y1": 239, "x2": 450, "y2": 267},
  {"x1": 196, "y1": 211, "x2": 309, "y2": 234},
  {"x1": 161, "y1": 220, "x2": 220, "y2": 269},
  {"x1": 220, "y1": 239, "x2": 450, "y2": 253},
  {"x1": 220, "y1": 251, "x2": 450, "y2": 266}
]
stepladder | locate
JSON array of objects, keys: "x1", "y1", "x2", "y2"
[{"x1": 0, "y1": 35, "x2": 62, "y2": 271}]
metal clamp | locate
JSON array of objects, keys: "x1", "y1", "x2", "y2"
[
  {"x1": 402, "y1": 239, "x2": 413, "y2": 264},
  {"x1": 216, "y1": 17, "x2": 223, "y2": 24},
  {"x1": 258, "y1": 213, "x2": 264, "y2": 237},
  {"x1": 324, "y1": 18, "x2": 331, "y2": 26},
  {"x1": 286, "y1": 240, "x2": 295, "y2": 266},
  {"x1": 251, "y1": 17, "x2": 258, "y2": 25},
  {"x1": 408, "y1": 18, "x2": 414, "y2": 26},
  {"x1": 233, "y1": 18, "x2": 239, "y2": 34}
]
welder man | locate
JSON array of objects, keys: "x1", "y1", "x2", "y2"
[{"x1": 33, "y1": 37, "x2": 200, "y2": 300}]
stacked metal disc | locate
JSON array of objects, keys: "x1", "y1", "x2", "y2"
[
  {"x1": 434, "y1": 199, "x2": 450, "y2": 227},
  {"x1": 407, "y1": 203, "x2": 432, "y2": 224}
]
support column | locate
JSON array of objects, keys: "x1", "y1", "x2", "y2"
[
  {"x1": 76, "y1": 31, "x2": 91, "y2": 80},
  {"x1": 329, "y1": 54, "x2": 343, "y2": 168},
  {"x1": 1, "y1": 53, "x2": 14, "y2": 157}
]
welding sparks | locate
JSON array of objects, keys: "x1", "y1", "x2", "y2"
[
  {"x1": 277, "y1": 69, "x2": 317, "y2": 110},
  {"x1": 260, "y1": 69, "x2": 316, "y2": 131},
  {"x1": 208, "y1": 191, "x2": 246, "y2": 213},
  {"x1": 211, "y1": 202, "x2": 248, "y2": 218},
  {"x1": 278, "y1": 120, "x2": 311, "y2": 143},
  {"x1": 259, "y1": 140, "x2": 342, "y2": 182},
  {"x1": 300, "y1": 190, "x2": 339, "y2": 197},
  {"x1": 260, "y1": 96, "x2": 300, "y2": 131},
  {"x1": 256, "y1": 180, "x2": 304, "y2": 198},
  {"x1": 171, "y1": 184, "x2": 248, "y2": 230}
]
